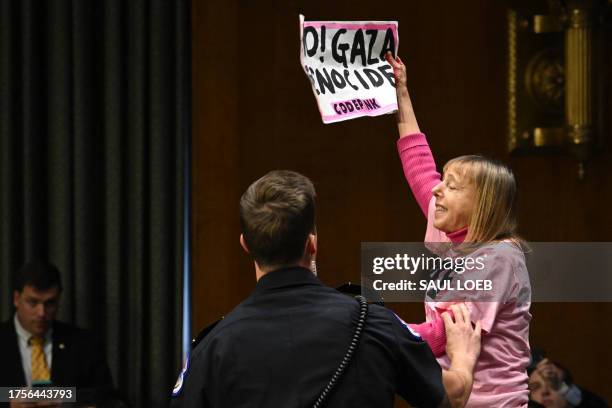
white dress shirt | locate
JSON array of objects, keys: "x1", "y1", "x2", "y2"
[{"x1": 13, "y1": 314, "x2": 53, "y2": 386}]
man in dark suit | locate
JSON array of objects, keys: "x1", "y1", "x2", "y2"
[{"x1": 0, "y1": 261, "x2": 113, "y2": 405}]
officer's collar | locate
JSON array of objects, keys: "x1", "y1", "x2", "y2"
[{"x1": 255, "y1": 266, "x2": 321, "y2": 292}]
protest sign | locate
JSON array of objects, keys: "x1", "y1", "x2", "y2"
[{"x1": 299, "y1": 15, "x2": 399, "y2": 124}]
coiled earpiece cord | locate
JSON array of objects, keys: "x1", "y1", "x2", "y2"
[{"x1": 312, "y1": 295, "x2": 369, "y2": 408}]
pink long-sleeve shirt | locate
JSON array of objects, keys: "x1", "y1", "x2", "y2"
[{"x1": 397, "y1": 133, "x2": 531, "y2": 408}]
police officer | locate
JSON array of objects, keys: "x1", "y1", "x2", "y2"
[{"x1": 171, "y1": 170, "x2": 481, "y2": 408}]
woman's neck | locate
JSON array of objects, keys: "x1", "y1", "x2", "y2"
[{"x1": 446, "y1": 226, "x2": 468, "y2": 243}]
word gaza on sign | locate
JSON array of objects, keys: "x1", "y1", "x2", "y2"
[{"x1": 299, "y1": 14, "x2": 399, "y2": 124}]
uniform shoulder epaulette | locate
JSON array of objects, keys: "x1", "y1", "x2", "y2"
[
  {"x1": 191, "y1": 317, "x2": 223, "y2": 350},
  {"x1": 172, "y1": 318, "x2": 224, "y2": 398}
]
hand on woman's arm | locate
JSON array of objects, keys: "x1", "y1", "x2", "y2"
[
  {"x1": 385, "y1": 52, "x2": 420, "y2": 137},
  {"x1": 440, "y1": 304, "x2": 482, "y2": 408}
]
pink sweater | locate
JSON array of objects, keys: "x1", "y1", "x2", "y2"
[
  {"x1": 401, "y1": 133, "x2": 464, "y2": 357},
  {"x1": 398, "y1": 133, "x2": 531, "y2": 407}
]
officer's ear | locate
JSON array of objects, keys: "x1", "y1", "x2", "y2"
[
  {"x1": 305, "y1": 233, "x2": 317, "y2": 257},
  {"x1": 240, "y1": 234, "x2": 250, "y2": 254}
]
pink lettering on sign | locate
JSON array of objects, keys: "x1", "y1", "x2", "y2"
[
  {"x1": 332, "y1": 98, "x2": 381, "y2": 115},
  {"x1": 324, "y1": 99, "x2": 397, "y2": 123}
]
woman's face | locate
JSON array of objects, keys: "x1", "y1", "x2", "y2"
[
  {"x1": 431, "y1": 164, "x2": 476, "y2": 233},
  {"x1": 529, "y1": 370, "x2": 570, "y2": 408}
]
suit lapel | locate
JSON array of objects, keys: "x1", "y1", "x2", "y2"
[
  {"x1": 50, "y1": 322, "x2": 71, "y2": 386},
  {"x1": 2, "y1": 320, "x2": 26, "y2": 386}
]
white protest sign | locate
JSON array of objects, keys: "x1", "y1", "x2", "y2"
[{"x1": 299, "y1": 15, "x2": 399, "y2": 124}]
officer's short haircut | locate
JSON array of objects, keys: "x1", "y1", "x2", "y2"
[
  {"x1": 13, "y1": 261, "x2": 63, "y2": 293},
  {"x1": 240, "y1": 170, "x2": 316, "y2": 268}
]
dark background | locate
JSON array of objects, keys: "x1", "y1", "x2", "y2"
[
  {"x1": 192, "y1": 0, "x2": 612, "y2": 405},
  {"x1": 0, "y1": 1, "x2": 189, "y2": 406}
]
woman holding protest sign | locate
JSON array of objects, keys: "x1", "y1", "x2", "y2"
[{"x1": 385, "y1": 52, "x2": 532, "y2": 407}]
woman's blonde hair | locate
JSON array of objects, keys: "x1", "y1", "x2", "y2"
[{"x1": 443, "y1": 155, "x2": 519, "y2": 244}]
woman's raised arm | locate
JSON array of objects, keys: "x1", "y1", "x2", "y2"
[{"x1": 386, "y1": 52, "x2": 441, "y2": 217}]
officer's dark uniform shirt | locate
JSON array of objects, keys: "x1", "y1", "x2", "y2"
[{"x1": 171, "y1": 267, "x2": 446, "y2": 408}]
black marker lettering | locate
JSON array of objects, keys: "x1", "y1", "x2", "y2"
[
  {"x1": 332, "y1": 29, "x2": 349, "y2": 68},
  {"x1": 354, "y1": 70, "x2": 370, "y2": 89},
  {"x1": 304, "y1": 66, "x2": 316, "y2": 87},
  {"x1": 331, "y1": 69, "x2": 347, "y2": 89},
  {"x1": 364, "y1": 68, "x2": 384, "y2": 87},
  {"x1": 350, "y1": 29, "x2": 367, "y2": 66},
  {"x1": 307, "y1": 66, "x2": 320, "y2": 94},
  {"x1": 315, "y1": 68, "x2": 335, "y2": 94},
  {"x1": 344, "y1": 69, "x2": 359, "y2": 90},
  {"x1": 378, "y1": 64, "x2": 395, "y2": 87},
  {"x1": 366, "y1": 30, "x2": 379, "y2": 64},
  {"x1": 321, "y1": 26, "x2": 326, "y2": 52},
  {"x1": 303, "y1": 26, "x2": 318, "y2": 57},
  {"x1": 379, "y1": 28, "x2": 395, "y2": 61}
]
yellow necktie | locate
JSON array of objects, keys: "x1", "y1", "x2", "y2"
[{"x1": 29, "y1": 336, "x2": 51, "y2": 383}]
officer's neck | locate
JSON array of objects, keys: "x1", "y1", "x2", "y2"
[{"x1": 255, "y1": 258, "x2": 312, "y2": 281}]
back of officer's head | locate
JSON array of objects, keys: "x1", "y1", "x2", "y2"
[{"x1": 240, "y1": 170, "x2": 316, "y2": 269}]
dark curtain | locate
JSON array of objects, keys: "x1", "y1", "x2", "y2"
[{"x1": 0, "y1": 0, "x2": 190, "y2": 406}]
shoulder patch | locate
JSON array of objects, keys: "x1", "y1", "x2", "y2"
[
  {"x1": 392, "y1": 312, "x2": 422, "y2": 339},
  {"x1": 172, "y1": 353, "x2": 190, "y2": 397}
]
